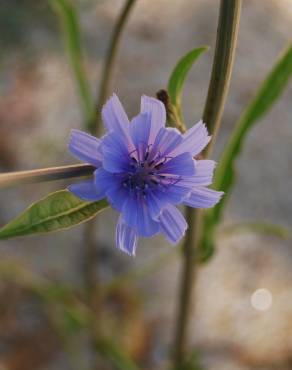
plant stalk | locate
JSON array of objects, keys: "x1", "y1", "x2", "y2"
[
  {"x1": 83, "y1": 0, "x2": 138, "y2": 290},
  {"x1": 203, "y1": 0, "x2": 242, "y2": 156},
  {"x1": 173, "y1": 0, "x2": 242, "y2": 367},
  {"x1": 84, "y1": 0, "x2": 138, "y2": 294},
  {"x1": 0, "y1": 164, "x2": 94, "y2": 188},
  {"x1": 90, "y1": 0, "x2": 138, "y2": 133},
  {"x1": 83, "y1": 2, "x2": 138, "y2": 369}
]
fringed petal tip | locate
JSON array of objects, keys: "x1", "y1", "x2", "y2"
[
  {"x1": 195, "y1": 120, "x2": 212, "y2": 152},
  {"x1": 116, "y1": 217, "x2": 138, "y2": 257},
  {"x1": 173, "y1": 120, "x2": 211, "y2": 157},
  {"x1": 184, "y1": 187, "x2": 224, "y2": 209},
  {"x1": 118, "y1": 245, "x2": 136, "y2": 257},
  {"x1": 102, "y1": 93, "x2": 130, "y2": 134},
  {"x1": 141, "y1": 95, "x2": 166, "y2": 117},
  {"x1": 159, "y1": 204, "x2": 188, "y2": 245},
  {"x1": 196, "y1": 119, "x2": 211, "y2": 137}
]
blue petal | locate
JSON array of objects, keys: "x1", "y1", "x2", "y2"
[
  {"x1": 68, "y1": 179, "x2": 105, "y2": 201},
  {"x1": 94, "y1": 168, "x2": 120, "y2": 193},
  {"x1": 158, "y1": 153, "x2": 195, "y2": 176},
  {"x1": 159, "y1": 204, "x2": 188, "y2": 244},
  {"x1": 179, "y1": 160, "x2": 217, "y2": 187},
  {"x1": 183, "y1": 187, "x2": 224, "y2": 208},
  {"x1": 68, "y1": 130, "x2": 102, "y2": 167},
  {"x1": 149, "y1": 127, "x2": 183, "y2": 161},
  {"x1": 122, "y1": 194, "x2": 159, "y2": 237},
  {"x1": 102, "y1": 94, "x2": 135, "y2": 152},
  {"x1": 122, "y1": 194, "x2": 138, "y2": 228},
  {"x1": 95, "y1": 168, "x2": 128, "y2": 211},
  {"x1": 101, "y1": 132, "x2": 133, "y2": 173},
  {"x1": 145, "y1": 181, "x2": 191, "y2": 227},
  {"x1": 116, "y1": 216, "x2": 138, "y2": 256},
  {"x1": 102, "y1": 94, "x2": 129, "y2": 132},
  {"x1": 102, "y1": 147, "x2": 132, "y2": 173},
  {"x1": 136, "y1": 199, "x2": 160, "y2": 237},
  {"x1": 174, "y1": 120, "x2": 211, "y2": 157},
  {"x1": 129, "y1": 112, "x2": 151, "y2": 161},
  {"x1": 102, "y1": 131, "x2": 130, "y2": 157},
  {"x1": 152, "y1": 183, "x2": 191, "y2": 205},
  {"x1": 107, "y1": 185, "x2": 129, "y2": 212},
  {"x1": 140, "y1": 95, "x2": 166, "y2": 142},
  {"x1": 146, "y1": 190, "x2": 168, "y2": 220}
]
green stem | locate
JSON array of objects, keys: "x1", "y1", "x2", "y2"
[
  {"x1": 84, "y1": 0, "x2": 138, "y2": 291},
  {"x1": 203, "y1": 0, "x2": 242, "y2": 156},
  {"x1": 90, "y1": 0, "x2": 138, "y2": 134},
  {"x1": 173, "y1": 208, "x2": 201, "y2": 368},
  {"x1": 172, "y1": 0, "x2": 241, "y2": 367},
  {"x1": 83, "y1": 0, "x2": 138, "y2": 295},
  {"x1": 83, "y1": 2, "x2": 138, "y2": 368},
  {"x1": 85, "y1": 0, "x2": 136, "y2": 291}
]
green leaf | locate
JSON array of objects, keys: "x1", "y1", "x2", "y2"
[
  {"x1": 51, "y1": 0, "x2": 95, "y2": 126},
  {"x1": 168, "y1": 46, "x2": 209, "y2": 123},
  {"x1": 200, "y1": 44, "x2": 292, "y2": 262},
  {"x1": 0, "y1": 190, "x2": 108, "y2": 239}
]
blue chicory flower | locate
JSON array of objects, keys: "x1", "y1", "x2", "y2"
[{"x1": 68, "y1": 94, "x2": 223, "y2": 256}]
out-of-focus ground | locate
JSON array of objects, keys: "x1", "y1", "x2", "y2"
[{"x1": 0, "y1": 0, "x2": 292, "y2": 369}]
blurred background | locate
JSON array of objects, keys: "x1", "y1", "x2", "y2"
[{"x1": 0, "y1": 0, "x2": 292, "y2": 369}]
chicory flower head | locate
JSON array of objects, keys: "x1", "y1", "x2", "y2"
[{"x1": 68, "y1": 94, "x2": 223, "y2": 256}]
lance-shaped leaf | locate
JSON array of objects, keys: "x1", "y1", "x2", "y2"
[
  {"x1": 168, "y1": 46, "x2": 209, "y2": 124},
  {"x1": 0, "y1": 190, "x2": 108, "y2": 239},
  {"x1": 51, "y1": 0, "x2": 95, "y2": 126},
  {"x1": 200, "y1": 44, "x2": 292, "y2": 262}
]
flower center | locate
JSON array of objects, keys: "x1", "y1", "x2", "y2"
[
  {"x1": 123, "y1": 156, "x2": 153, "y2": 191},
  {"x1": 122, "y1": 149, "x2": 177, "y2": 196}
]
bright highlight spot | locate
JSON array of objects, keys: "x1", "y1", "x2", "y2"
[{"x1": 251, "y1": 288, "x2": 272, "y2": 311}]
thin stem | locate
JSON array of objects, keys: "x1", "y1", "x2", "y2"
[
  {"x1": 90, "y1": 0, "x2": 138, "y2": 133},
  {"x1": 173, "y1": 0, "x2": 242, "y2": 367},
  {"x1": 83, "y1": 0, "x2": 138, "y2": 298},
  {"x1": 84, "y1": 0, "x2": 138, "y2": 288},
  {"x1": 83, "y1": 2, "x2": 138, "y2": 368},
  {"x1": 203, "y1": 0, "x2": 242, "y2": 156},
  {"x1": 173, "y1": 209, "x2": 201, "y2": 367},
  {"x1": 0, "y1": 164, "x2": 94, "y2": 188}
]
